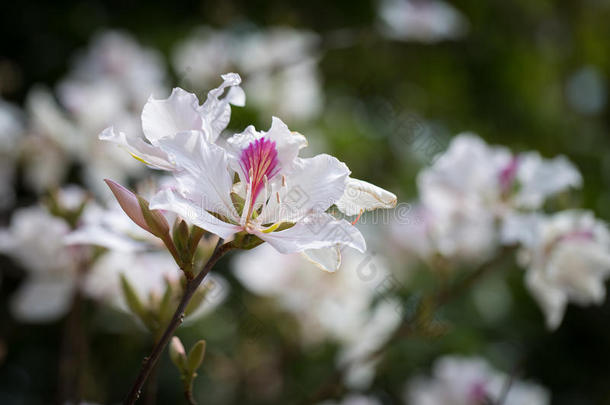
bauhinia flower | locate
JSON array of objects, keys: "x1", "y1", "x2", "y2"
[
  {"x1": 102, "y1": 75, "x2": 396, "y2": 271},
  {"x1": 502, "y1": 210, "x2": 610, "y2": 329},
  {"x1": 393, "y1": 133, "x2": 582, "y2": 264},
  {"x1": 148, "y1": 117, "x2": 372, "y2": 269},
  {"x1": 100, "y1": 73, "x2": 245, "y2": 171}
]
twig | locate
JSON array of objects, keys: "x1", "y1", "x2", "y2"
[{"x1": 123, "y1": 239, "x2": 233, "y2": 405}]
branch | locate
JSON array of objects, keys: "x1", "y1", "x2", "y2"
[{"x1": 123, "y1": 238, "x2": 233, "y2": 405}]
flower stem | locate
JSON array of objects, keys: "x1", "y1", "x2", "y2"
[
  {"x1": 183, "y1": 377, "x2": 197, "y2": 405},
  {"x1": 123, "y1": 238, "x2": 233, "y2": 405}
]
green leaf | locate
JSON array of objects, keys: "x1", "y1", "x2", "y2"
[
  {"x1": 173, "y1": 218, "x2": 190, "y2": 262},
  {"x1": 187, "y1": 340, "x2": 206, "y2": 373},
  {"x1": 120, "y1": 274, "x2": 152, "y2": 329}
]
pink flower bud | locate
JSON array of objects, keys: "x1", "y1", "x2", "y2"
[{"x1": 104, "y1": 179, "x2": 151, "y2": 233}]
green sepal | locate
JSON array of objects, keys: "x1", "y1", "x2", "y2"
[{"x1": 186, "y1": 340, "x2": 206, "y2": 374}]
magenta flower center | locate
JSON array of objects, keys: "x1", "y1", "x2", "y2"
[
  {"x1": 239, "y1": 137, "x2": 280, "y2": 206},
  {"x1": 468, "y1": 381, "x2": 488, "y2": 404},
  {"x1": 499, "y1": 155, "x2": 519, "y2": 194}
]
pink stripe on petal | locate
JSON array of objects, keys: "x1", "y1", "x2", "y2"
[{"x1": 240, "y1": 137, "x2": 280, "y2": 204}]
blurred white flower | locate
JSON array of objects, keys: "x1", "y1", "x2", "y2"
[
  {"x1": 172, "y1": 27, "x2": 234, "y2": 89},
  {"x1": 172, "y1": 26, "x2": 323, "y2": 122},
  {"x1": 238, "y1": 27, "x2": 323, "y2": 122},
  {"x1": 394, "y1": 134, "x2": 581, "y2": 263},
  {"x1": 0, "y1": 206, "x2": 78, "y2": 322},
  {"x1": 62, "y1": 30, "x2": 167, "y2": 103},
  {"x1": 65, "y1": 179, "x2": 228, "y2": 322},
  {"x1": 405, "y1": 355, "x2": 550, "y2": 405},
  {"x1": 22, "y1": 30, "x2": 169, "y2": 195},
  {"x1": 233, "y1": 244, "x2": 401, "y2": 388},
  {"x1": 378, "y1": 0, "x2": 469, "y2": 43},
  {"x1": 502, "y1": 210, "x2": 610, "y2": 329}
]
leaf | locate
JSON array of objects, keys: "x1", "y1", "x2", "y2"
[{"x1": 187, "y1": 340, "x2": 206, "y2": 373}]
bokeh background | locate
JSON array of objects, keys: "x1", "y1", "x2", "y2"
[{"x1": 1, "y1": 0, "x2": 610, "y2": 404}]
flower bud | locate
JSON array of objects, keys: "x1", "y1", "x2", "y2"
[
  {"x1": 169, "y1": 336, "x2": 187, "y2": 371},
  {"x1": 104, "y1": 179, "x2": 152, "y2": 233}
]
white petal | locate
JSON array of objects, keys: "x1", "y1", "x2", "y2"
[
  {"x1": 157, "y1": 131, "x2": 239, "y2": 220},
  {"x1": 302, "y1": 246, "x2": 342, "y2": 272},
  {"x1": 256, "y1": 213, "x2": 366, "y2": 254},
  {"x1": 265, "y1": 117, "x2": 308, "y2": 172},
  {"x1": 260, "y1": 154, "x2": 350, "y2": 224},
  {"x1": 99, "y1": 126, "x2": 175, "y2": 170},
  {"x1": 198, "y1": 72, "x2": 244, "y2": 142},
  {"x1": 141, "y1": 87, "x2": 205, "y2": 145},
  {"x1": 150, "y1": 188, "x2": 240, "y2": 239},
  {"x1": 10, "y1": 277, "x2": 75, "y2": 323},
  {"x1": 336, "y1": 177, "x2": 397, "y2": 216},
  {"x1": 515, "y1": 152, "x2": 583, "y2": 209},
  {"x1": 525, "y1": 268, "x2": 568, "y2": 330}
]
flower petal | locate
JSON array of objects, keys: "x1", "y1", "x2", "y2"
[
  {"x1": 515, "y1": 152, "x2": 583, "y2": 209},
  {"x1": 100, "y1": 126, "x2": 175, "y2": 170},
  {"x1": 302, "y1": 246, "x2": 342, "y2": 272},
  {"x1": 157, "y1": 131, "x2": 239, "y2": 221},
  {"x1": 142, "y1": 88, "x2": 204, "y2": 145},
  {"x1": 11, "y1": 276, "x2": 75, "y2": 323},
  {"x1": 150, "y1": 188, "x2": 241, "y2": 239},
  {"x1": 255, "y1": 213, "x2": 366, "y2": 254},
  {"x1": 260, "y1": 154, "x2": 350, "y2": 224},
  {"x1": 336, "y1": 177, "x2": 397, "y2": 216},
  {"x1": 198, "y1": 72, "x2": 245, "y2": 142}
]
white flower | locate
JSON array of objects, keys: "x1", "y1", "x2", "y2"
[
  {"x1": 62, "y1": 30, "x2": 167, "y2": 104},
  {"x1": 405, "y1": 356, "x2": 550, "y2": 405},
  {"x1": 233, "y1": 243, "x2": 401, "y2": 388},
  {"x1": 396, "y1": 134, "x2": 582, "y2": 263},
  {"x1": 237, "y1": 27, "x2": 323, "y2": 122},
  {"x1": 100, "y1": 73, "x2": 244, "y2": 171},
  {"x1": 148, "y1": 115, "x2": 366, "y2": 258},
  {"x1": 378, "y1": 0, "x2": 469, "y2": 43},
  {"x1": 0, "y1": 206, "x2": 78, "y2": 322},
  {"x1": 502, "y1": 210, "x2": 610, "y2": 329}
]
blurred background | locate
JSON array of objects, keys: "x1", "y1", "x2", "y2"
[{"x1": 1, "y1": 0, "x2": 610, "y2": 404}]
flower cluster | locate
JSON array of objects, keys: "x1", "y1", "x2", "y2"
[{"x1": 393, "y1": 134, "x2": 609, "y2": 329}]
